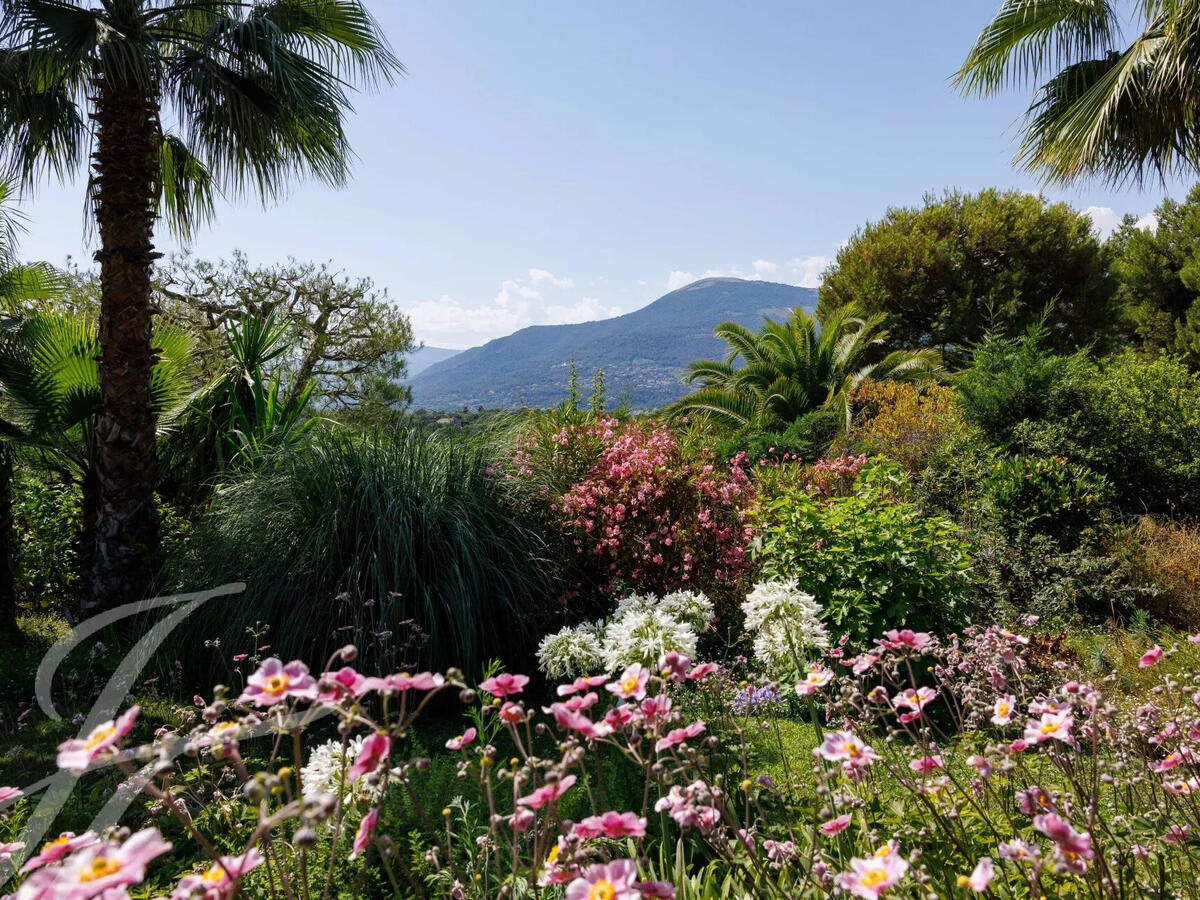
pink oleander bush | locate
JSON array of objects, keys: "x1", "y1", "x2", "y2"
[
  {"x1": 6, "y1": 620, "x2": 1200, "y2": 898},
  {"x1": 513, "y1": 416, "x2": 755, "y2": 600}
]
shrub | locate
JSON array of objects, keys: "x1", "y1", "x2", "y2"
[
  {"x1": 12, "y1": 471, "x2": 80, "y2": 613},
  {"x1": 955, "y1": 327, "x2": 1088, "y2": 448},
  {"x1": 843, "y1": 380, "x2": 964, "y2": 470},
  {"x1": 755, "y1": 459, "x2": 975, "y2": 642},
  {"x1": 713, "y1": 408, "x2": 842, "y2": 465},
  {"x1": 1125, "y1": 517, "x2": 1200, "y2": 629},
  {"x1": 982, "y1": 455, "x2": 1111, "y2": 550},
  {"x1": 1026, "y1": 351, "x2": 1200, "y2": 515},
  {"x1": 520, "y1": 417, "x2": 755, "y2": 603},
  {"x1": 166, "y1": 428, "x2": 556, "y2": 677}
]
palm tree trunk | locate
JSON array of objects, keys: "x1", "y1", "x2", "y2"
[
  {"x1": 85, "y1": 74, "x2": 163, "y2": 615},
  {"x1": 0, "y1": 443, "x2": 19, "y2": 642}
]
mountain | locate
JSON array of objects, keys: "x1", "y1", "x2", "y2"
[
  {"x1": 408, "y1": 278, "x2": 816, "y2": 411},
  {"x1": 405, "y1": 345, "x2": 461, "y2": 379}
]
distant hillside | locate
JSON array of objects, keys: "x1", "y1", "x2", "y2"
[
  {"x1": 408, "y1": 278, "x2": 816, "y2": 411},
  {"x1": 405, "y1": 345, "x2": 461, "y2": 379}
]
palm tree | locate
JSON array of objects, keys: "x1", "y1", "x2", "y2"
[
  {"x1": 670, "y1": 306, "x2": 940, "y2": 431},
  {"x1": 957, "y1": 0, "x2": 1200, "y2": 186},
  {"x1": 0, "y1": 179, "x2": 68, "y2": 638},
  {"x1": 0, "y1": 1, "x2": 401, "y2": 612}
]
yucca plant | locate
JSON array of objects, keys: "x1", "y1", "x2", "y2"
[
  {"x1": 167, "y1": 428, "x2": 558, "y2": 678},
  {"x1": 670, "y1": 305, "x2": 939, "y2": 432}
]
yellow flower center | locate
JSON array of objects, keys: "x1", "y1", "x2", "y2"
[
  {"x1": 619, "y1": 675, "x2": 638, "y2": 694},
  {"x1": 1040, "y1": 720, "x2": 1058, "y2": 735},
  {"x1": 202, "y1": 864, "x2": 228, "y2": 884},
  {"x1": 874, "y1": 845, "x2": 893, "y2": 858},
  {"x1": 546, "y1": 844, "x2": 560, "y2": 866},
  {"x1": 996, "y1": 702, "x2": 1010, "y2": 716},
  {"x1": 861, "y1": 868, "x2": 888, "y2": 888},
  {"x1": 842, "y1": 742, "x2": 860, "y2": 758},
  {"x1": 263, "y1": 673, "x2": 290, "y2": 697},
  {"x1": 589, "y1": 879, "x2": 617, "y2": 900},
  {"x1": 84, "y1": 724, "x2": 117, "y2": 750},
  {"x1": 79, "y1": 857, "x2": 121, "y2": 882},
  {"x1": 41, "y1": 834, "x2": 72, "y2": 853}
]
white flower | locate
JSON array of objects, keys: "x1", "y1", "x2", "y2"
[
  {"x1": 660, "y1": 590, "x2": 715, "y2": 631},
  {"x1": 613, "y1": 593, "x2": 659, "y2": 619},
  {"x1": 537, "y1": 623, "x2": 606, "y2": 680},
  {"x1": 741, "y1": 580, "x2": 829, "y2": 676},
  {"x1": 603, "y1": 609, "x2": 698, "y2": 671},
  {"x1": 302, "y1": 737, "x2": 395, "y2": 804}
]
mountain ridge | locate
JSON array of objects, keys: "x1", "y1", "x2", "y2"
[{"x1": 409, "y1": 277, "x2": 817, "y2": 410}]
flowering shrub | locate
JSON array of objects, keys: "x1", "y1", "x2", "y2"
[
  {"x1": 515, "y1": 417, "x2": 755, "y2": 598},
  {"x1": 844, "y1": 381, "x2": 964, "y2": 471}
]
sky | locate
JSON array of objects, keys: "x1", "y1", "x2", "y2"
[{"x1": 14, "y1": 1, "x2": 1193, "y2": 350}]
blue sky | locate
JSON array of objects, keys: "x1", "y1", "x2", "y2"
[{"x1": 17, "y1": 1, "x2": 1190, "y2": 349}]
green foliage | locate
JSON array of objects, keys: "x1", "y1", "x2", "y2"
[
  {"x1": 672, "y1": 305, "x2": 938, "y2": 432},
  {"x1": 819, "y1": 189, "x2": 1118, "y2": 367},
  {"x1": 983, "y1": 455, "x2": 1110, "y2": 551},
  {"x1": 713, "y1": 408, "x2": 841, "y2": 464},
  {"x1": 12, "y1": 471, "x2": 80, "y2": 612},
  {"x1": 755, "y1": 460, "x2": 975, "y2": 642},
  {"x1": 1021, "y1": 351, "x2": 1200, "y2": 515},
  {"x1": 954, "y1": 327, "x2": 1088, "y2": 448},
  {"x1": 168, "y1": 428, "x2": 557, "y2": 678}
]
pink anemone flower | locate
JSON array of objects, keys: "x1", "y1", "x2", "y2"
[
  {"x1": 56, "y1": 707, "x2": 140, "y2": 773},
  {"x1": 238, "y1": 659, "x2": 318, "y2": 707}
]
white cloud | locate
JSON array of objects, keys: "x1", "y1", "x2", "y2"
[
  {"x1": 1084, "y1": 206, "x2": 1158, "y2": 238},
  {"x1": 403, "y1": 271, "x2": 620, "y2": 348},
  {"x1": 528, "y1": 267, "x2": 575, "y2": 289},
  {"x1": 666, "y1": 254, "x2": 834, "y2": 292}
]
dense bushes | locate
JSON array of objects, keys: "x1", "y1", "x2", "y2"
[
  {"x1": 168, "y1": 428, "x2": 556, "y2": 677},
  {"x1": 1126, "y1": 517, "x2": 1200, "y2": 629},
  {"x1": 755, "y1": 458, "x2": 975, "y2": 641},
  {"x1": 512, "y1": 416, "x2": 755, "y2": 606},
  {"x1": 842, "y1": 381, "x2": 964, "y2": 470}
]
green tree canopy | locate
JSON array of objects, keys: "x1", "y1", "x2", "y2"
[
  {"x1": 818, "y1": 189, "x2": 1119, "y2": 367},
  {"x1": 1109, "y1": 184, "x2": 1200, "y2": 363}
]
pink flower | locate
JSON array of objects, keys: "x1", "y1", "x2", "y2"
[
  {"x1": 0, "y1": 841, "x2": 23, "y2": 861},
  {"x1": 557, "y1": 675, "x2": 608, "y2": 696},
  {"x1": 445, "y1": 727, "x2": 476, "y2": 751},
  {"x1": 990, "y1": 695, "x2": 1016, "y2": 726},
  {"x1": 1140, "y1": 645, "x2": 1165, "y2": 668},
  {"x1": 1016, "y1": 786, "x2": 1055, "y2": 815},
  {"x1": 319, "y1": 667, "x2": 371, "y2": 701},
  {"x1": 56, "y1": 707, "x2": 140, "y2": 773},
  {"x1": 548, "y1": 703, "x2": 613, "y2": 739},
  {"x1": 350, "y1": 808, "x2": 379, "y2": 860},
  {"x1": 658, "y1": 651, "x2": 692, "y2": 681},
  {"x1": 880, "y1": 629, "x2": 931, "y2": 652},
  {"x1": 837, "y1": 846, "x2": 909, "y2": 898},
  {"x1": 499, "y1": 701, "x2": 525, "y2": 724},
  {"x1": 348, "y1": 732, "x2": 391, "y2": 780},
  {"x1": 820, "y1": 814, "x2": 851, "y2": 836},
  {"x1": 479, "y1": 673, "x2": 530, "y2": 698},
  {"x1": 0, "y1": 786, "x2": 21, "y2": 804},
  {"x1": 21, "y1": 833, "x2": 99, "y2": 873},
  {"x1": 604, "y1": 704, "x2": 638, "y2": 729},
  {"x1": 816, "y1": 731, "x2": 879, "y2": 772},
  {"x1": 518, "y1": 774, "x2": 577, "y2": 809},
  {"x1": 53, "y1": 827, "x2": 172, "y2": 899},
  {"x1": 891, "y1": 688, "x2": 936, "y2": 723},
  {"x1": 508, "y1": 807, "x2": 536, "y2": 832},
  {"x1": 1034, "y1": 813, "x2": 1093, "y2": 873},
  {"x1": 238, "y1": 659, "x2": 318, "y2": 707},
  {"x1": 574, "y1": 811, "x2": 647, "y2": 840},
  {"x1": 1023, "y1": 711, "x2": 1074, "y2": 745},
  {"x1": 966, "y1": 857, "x2": 994, "y2": 892},
  {"x1": 1188, "y1": 634, "x2": 1200, "y2": 646},
  {"x1": 685, "y1": 663, "x2": 720, "y2": 681},
  {"x1": 796, "y1": 665, "x2": 833, "y2": 696},
  {"x1": 367, "y1": 671, "x2": 444, "y2": 692},
  {"x1": 654, "y1": 722, "x2": 706, "y2": 753},
  {"x1": 634, "y1": 881, "x2": 676, "y2": 898},
  {"x1": 908, "y1": 755, "x2": 943, "y2": 775},
  {"x1": 565, "y1": 859, "x2": 641, "y2": 900},
  {"x1": 171, "y1": 848, "x2": 263, "y2": 898},
  {"x1": 967, "y1": 754, "x2": 992, "y2": 778},
  {"x1": 607, "y1": 664, "x2": 650, "y2": 701}
]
